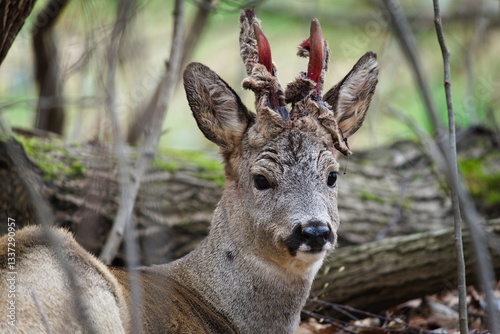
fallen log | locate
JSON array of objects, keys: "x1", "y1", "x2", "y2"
[{"x1": 310, "y1": 218, "x2": 500, "y2": 316}]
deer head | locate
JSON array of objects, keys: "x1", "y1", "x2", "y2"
[{"x1": 183, "y1": 10, "x2": 378, "y2": 274}]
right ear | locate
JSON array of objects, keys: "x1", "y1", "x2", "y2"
[
  {"x1": 323, "y1": 52, "x2": 378, "y2": 139},
  {"x1": 183, "y1": 62, "x2": 255, "y2": 150}
]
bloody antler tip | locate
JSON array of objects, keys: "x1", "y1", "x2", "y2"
[
  {"x1": 254, "y1": 24, "x2": 273, "y2": 74},
  {"x1": 309, "y1": 19, "x2": 324, "y2": 48},
  {"x1": 307, "y1": 18, "x2": 325, "y2": 85}
]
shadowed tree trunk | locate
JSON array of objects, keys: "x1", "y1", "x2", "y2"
[
  {"x1": 33, "y1": 0, "x2": 69, "y2": 135},
  {"x1": 0, "y1": 0, "x2": 38, "y2": 65}
]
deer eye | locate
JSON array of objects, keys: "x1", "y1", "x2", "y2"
[
  {"x1": 253, "y1": 175, "x2": 272, "y2": 190},
  {"x1": 327, "y1": 171, "x2": 338, "y2": 188}
]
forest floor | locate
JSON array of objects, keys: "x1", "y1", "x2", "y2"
[{"x1": 298, "y1": 281, "x2": 500, "y2": 334}]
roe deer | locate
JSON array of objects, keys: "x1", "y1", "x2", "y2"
[{"x1": 0, "y1": 10, "x2": 378, "y2": 334}]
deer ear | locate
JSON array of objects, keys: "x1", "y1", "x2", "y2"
[
  {"x1": 183, "y1": 62, "x2": 255, "y2": 150},
  {"x1": 323, "y1": 52, "x2": 378, "y2": 138}
]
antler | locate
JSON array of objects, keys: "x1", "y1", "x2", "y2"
[
  {"x1": 286, "y1": 19, "x2": 330, "y2": 104},
  {"x1": 239, "y1": 9, "x2": 288, "y2": 121},
  {"x1": 285, "y1": 19, "x2": 351, "y2": 156},
  {"x1": 239, "y1": 11, "x2": 351, "y2": 155},
  {"x1": 303, "y1": 19, "x2": 328, "y2": 97}
]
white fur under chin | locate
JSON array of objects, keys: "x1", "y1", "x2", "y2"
[{"x1": 283, "y1": 249, "x2": 328, "y2": 276}]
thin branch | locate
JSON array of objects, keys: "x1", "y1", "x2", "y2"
[
  {"x1": 382, "y1": 0, "x2": 440, "y2": 132},
  {"x1": 100, "y1": 0, "x2": 185, "y2": 264},
  {"x1": 383, "y1": 1, "x2": 499, "y2": 333},
  {"x1": 128, "y1": 0, "x2": 194, "y2": 145},
  {"x1": 301, "y1": 309, "x2": 358, "y2": 334},
  {"x1": 32, "y1": 290, "x2": 53, "y2": 334},
  {"x1": 97, "y1": 1, "x2": 145, "y2": 333},
  {"x1": 432, "y1": 2, "x2": 468, "y2": 333},
  {"x1": 99, "y1": 2, "x2": 186, "y2": 331},
  {"x1": 308, "y1": 300, "x2": 439, "y2": 334},
  {"x1": 388, "y1": 106, "x2": 500, "y2": 333}
]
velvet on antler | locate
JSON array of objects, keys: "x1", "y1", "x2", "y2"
[
  {"x1": 240, "y1": 10, "x2": 353, "y2": 156},
  {"x1": 286, "y1": 18, "x2": 351, "y2": 155},
  {"x1": 239, "y1": 9, "x2": 288, "y2": 121},
  {"x1": 285, "y1": 19, "x2": 330, "y2": 105}
]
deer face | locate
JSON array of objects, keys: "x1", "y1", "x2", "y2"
[
  {"x1": 239, "y1": 127, "x2": 340, "y2": 270},
  {"x1": 183, "y1": 10, "x2": 378, "y2": 274}
]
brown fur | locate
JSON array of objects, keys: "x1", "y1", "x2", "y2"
[{"x1": 110, "y1": 267, "x2": 236, "y2": 333}]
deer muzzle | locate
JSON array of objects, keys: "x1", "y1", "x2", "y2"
[{"x1": 285, "y1": 220, "x2": 334, "y2": 256}]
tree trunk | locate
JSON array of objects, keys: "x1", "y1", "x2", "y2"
[
  {"x1": 33, "y1": 0, "x2": 69, "y2": 134},
  {"x1": 0, "y1": 0, "x2": 38, "y2": 65},
  {"x1": 309, "y1": 218, "x2": 500, "y2": 316}
]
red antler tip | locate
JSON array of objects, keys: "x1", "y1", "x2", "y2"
[
  {"x1": 307, "y1": 19, "x2": 324, "y2": 84},
  {"x1": 254, "y1": 24, "x2": 273, "y2": 75}
]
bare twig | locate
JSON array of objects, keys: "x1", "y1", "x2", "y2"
[
  {"x1": 301, "y1": 309, "x2": 358, "y2": 334},
  {"x1": 100, "y1": 0, "x2": 185, "y2": 264},
  {"x1": 97, "y1": 1, "x2": 145, "y2": 333},
  {"x1": 382, "y1": 0, "x2": 440, "y2": 132},
  {"x1": 308, "y1": 300, "x2": 440, "y2": 334},
  {"x1": 32, "y1": 290, "x2": 53, "y2": 334},
  {"x1": 383, "y1": 1, "x2": 499, "y2": 332},
  {"x1": 100, "y1": 0, "x2": 184, "y2": 324},
  {"x1": 99, "y1": 2, "x2": 186, "y2": 331},
  {"x1": 128, "y1": 0, "x2": 194, "y2": 145},
  {"x1": 432, "y1": 2, "x2": 468, "y2": 333}
]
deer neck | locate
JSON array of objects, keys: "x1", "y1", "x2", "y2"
[{"x1": 162, "y1": 191, "x2": 319, "y2": 333}]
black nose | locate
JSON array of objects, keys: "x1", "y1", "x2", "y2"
[
  {"x1": 302, "y1": 226, "x2": 330, "y2": 239},
  {"x1": 301, "y1": 224, "x2": 332, "y2": 252},
  {"x1": 284, "y1": 221, "x2": 334, "y2": 256}
]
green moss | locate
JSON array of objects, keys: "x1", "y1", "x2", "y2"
[
  {"x1": 16, "y1": 136, "x2": 85, "y2": 181},
  {"x1": 156, "y1": 148, "x2": 225, "y2": 185},
  {"x1": 359, "y1": 190, "x2": 384, "y2": 204},
  {"x1": 164, "y1": 149, "x2": 223, "y2": 173},
  {"x1": 14, "y1": 136, "x2": 224, "y2": 184},
  {"x1": 460, "y1": 157, "x2": 500, "y2": 205},
  {"x1": 69, "y1": 159, "x2": 85, "y2": 176},
  {"x1": 153, "y1": 157, "x2": 180, "y2": 173},
  {"x1": 196, "y1": 171, "x2": 226, "y2": 186}
]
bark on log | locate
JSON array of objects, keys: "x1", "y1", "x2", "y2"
[
  {"x1": 0, "y1": 0, "x2": 38, "y2": 65},
  {"x1": 309, "y1": 218, "x2": 500, "y2": 317},
  {"x1": 1, "y1": 127, "x2": 499, "y2": 266}
]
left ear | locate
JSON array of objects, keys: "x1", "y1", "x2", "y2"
[{"x1": 323, "y1": 52, "x2": 378, "y2": 138}]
